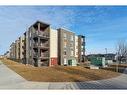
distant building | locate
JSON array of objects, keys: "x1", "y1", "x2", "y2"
[
  {"x1": 4, "y1": 51, "x2": 10, "y2": 58},
  {"x1": 10, "y1": 42, "x2": 16, "y2": 59},
  {"x1": 89, "y1": 56, "x2": 106, "y2": 67},
  {"x1": 87, "y1": 53, "x2": 115, "y2": 60},
  {"x1": 19, "y1": 35, "x2": 25, "y2": 63},
  {"x1": 15, "y1": 39, "x2": 20, "y2": 60},
  {"x1": 87, "y1": 53, "x2": 116, "y2": 65}
]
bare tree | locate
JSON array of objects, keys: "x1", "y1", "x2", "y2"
[
  {"x1": 115, "y1": 40, "x2": 127, "y2": 72},
  {"x1": 116, "y1": 40, "x2": 127, "y2": 64}
]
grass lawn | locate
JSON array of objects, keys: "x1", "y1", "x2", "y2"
[{"x1": 1, "y1": 59, "x2": 121, "y2": 82}]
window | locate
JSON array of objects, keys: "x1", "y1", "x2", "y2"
[
  {"x1": 29, "y1": 32, "x2": 31, "y2": 37},
  {"x1": 22, "y1": 40, "x2": 24, "y2": 42},
  {"x1": 81, "y1": 46, "x2": 85, "y2": 51},
  {"x1": 64, "y1": 39, "x2": 67, "y2": 42},
  {"x1": 64, "y1": 58, "x2": 67, "y2": 65},
  {"x1": 30, "y1": 50, "x2": 31, "y2": 56},
  {"x1": 70, "y1": 43, "x2": 73, "y2": 47},
  {"x1": 70, "y1": 43, "x2": 73, "y2": 49},
  {"x1": 64, "y1": 51, "x2": 66, "y2": 55},
  {"x1": 70, "y1": 35, "x2": 73, "y2": 41},
  {"x1": 30, "y1": 41, "x2": 31, "y2": 47},
  {"x1": 81, "y1": 38, "x2": 84, "y2": 42},
  {"x1": 71, "y1": 50, "x2": 74, "y2": 56},
  {"x1": 64, "y1": 40, "x2": 67, "y2": 48},
  {"x1": 64, "y1": 33, "x2": 67, "y2": 39}
]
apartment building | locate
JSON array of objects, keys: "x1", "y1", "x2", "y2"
[
  {"x1": 7, "y1": 20, "x2": 85, "y2": 67},
  {"x1": 58, "y1": 28, "x2": 77, "y2": 66},
  {"x1": 25, "y1": 21, "x2": 58, "y2": 67},
  {"x1": 9, "y1": 35, "x2": 26, "y2": 63},
  {"x1": 4, "y1": 51, "x2": 10, "y2": 58},
  {"x1": 19, "y1": 35, "x2": 25, "y2": 63},
  {"x1": 22, "y1": 32, "x2": 26, "y2": 64},
  {"x1": 25, "y1": 21, "x2": 50, "y2": 67},
  {"x1": 10, "y1": 42, "x2": 16, "y2": 59},
  {"x1": 78, "y1": 35, "x2": 85, "y2": 62},
  {"x1": 15, "y1": 39, "x2": 20, "y2": 60}
]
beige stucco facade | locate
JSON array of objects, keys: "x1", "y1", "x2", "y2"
[
  {"x1": 49, "y1": 28, "x2": 58, "y2": 66},
  {"x1": 75, "y1": 35, "x2": 78, "y2": 58}
]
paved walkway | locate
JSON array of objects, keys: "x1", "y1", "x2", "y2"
[
  {"x1": 0, "y1": 61, "x2": 76, "y2": 89},
  {"x1": 1, "y1": 61, "x2": 127, "y2": 89}
]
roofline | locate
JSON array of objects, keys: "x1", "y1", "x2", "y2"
[
  {"x1": 32, "y1": 20, "x2": 50, "y2": 26},
  {"x1": 57, "y1": 27, "x2": 75, "y2": 34},
  {"x1": 78, "y1": 35, "x2": 85, "y2": 37}
]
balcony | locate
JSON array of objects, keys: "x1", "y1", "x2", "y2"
[
  {"x1": 33, "y1": 42, "x2": 49, "y2": 49},
  {"x1": 22, "y1": 46, "x2": 26, "y2": 50},
  {"x1": 82, "y1": 42, "x2": 85, "y2": 45},
  {"x1": 33, "y1": 43, "x2": 38, "y2": 47},
  {"x1": 40, "y1": 43, "x2": 49, "y2": 48},
  {"x1": 39, "y1": 61, "x2": 49, "y2": 66},
  {"x1": 40, "y1": 52, "x2": 49, "y2": 59},
  {"x1": 33, "y1": 52, "x2": 38, "y2": 58},
  {"x1": 33, "y1": 31, "x2": 49, "y2": 39},
  {"x1": 41, "y1": 53, "x2": 49, "y2": 57}
]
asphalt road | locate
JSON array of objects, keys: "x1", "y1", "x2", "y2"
[{"x1": 1, "y1": 60, "x2": 127, "y2": 89}]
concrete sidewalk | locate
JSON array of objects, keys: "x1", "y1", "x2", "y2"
[
  {"x1": 74, "y1": 74, "x2": 127, "y2": 89},
  {"x1": 1, "y1": 60, "x2": 127, "y2": 89},
  {"x1": 0, "y1": 61, "x2": 76, "y2": 89}
]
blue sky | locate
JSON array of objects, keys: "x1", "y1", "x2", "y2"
[{"x1": 0, "y1": 6, "x2": 127, "y2": 55}]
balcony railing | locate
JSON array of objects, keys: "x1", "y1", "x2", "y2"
[
  {"x1": 40, "y1": 43, "x2": 49, "y2": 47},
  {"x1": 33, "y1": 42, "x2": 49, "y2": 48},
  {"x1": 39, "y1": 61, "x2": 49, "y2": 66},
  {"x1": 33, "y1": 52, "x2": 38, "y2": 58},
  {"x1": 33, "y1": 31, "x2": 49, "y2": 38},
  {"x1": 33, "y1": 43, "x2": 38, "y2": 47},
  {"x1": 40, "y1": 53, "x2": 49, "y2": 58},
  {"x1": 33, "y1": 51, "x2": 49, "y2": 58}
]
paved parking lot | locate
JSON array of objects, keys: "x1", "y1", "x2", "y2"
[{"x1": 1, "y1": 60, "x2": 127, "y2": 89}]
